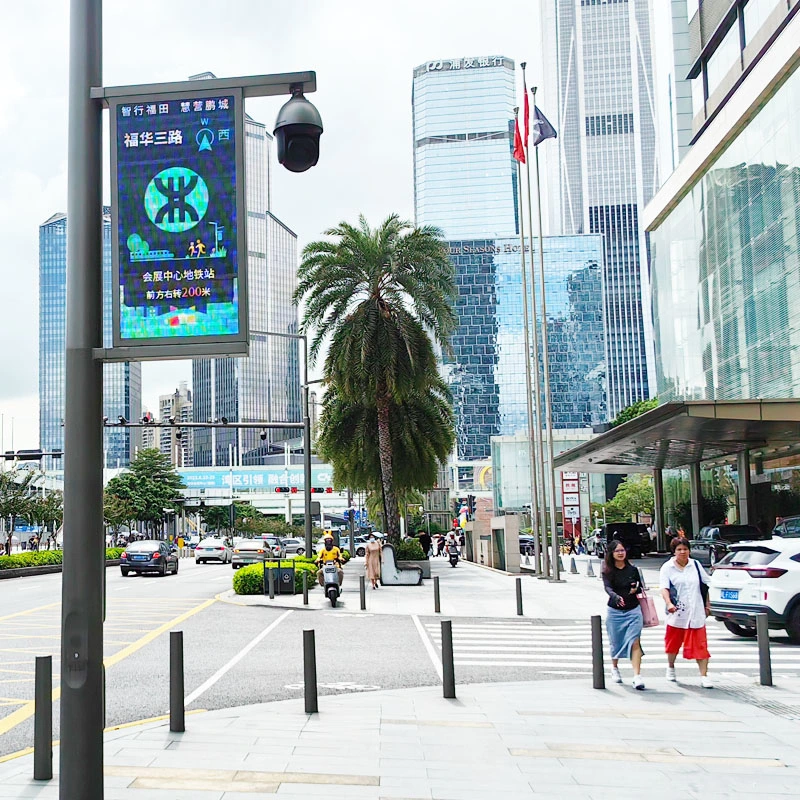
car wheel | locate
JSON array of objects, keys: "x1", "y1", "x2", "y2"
[
  {"x1": 723, "y1": 620, "x2": 757, "y2": 638},
  {"x1": 121, "y1": 569, "x2": 129, "y2": 577},
  {"x1": 173, "y1": 560, "x2": 179, "y2": 574},
  {"x1": 297, "y1": 548, "x2": 304, "y2": 556},
  {"x1": 786, "y1": 605, "x2": 800, "y2": 644},
  {"x1": 159, "y1": 563, "x2": 167, "y2": 577},
  {"x1": 709, "y1": 549, "x2": 720, "y2": 568},
  {"x1": 356, "y1": 547, "x2": 365, "y2": 557}
]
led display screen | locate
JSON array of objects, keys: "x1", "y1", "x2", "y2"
[{"x1": 112, "y1": 90, "x2": 245, "y2": 348}]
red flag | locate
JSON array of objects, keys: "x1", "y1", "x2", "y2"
[
  {"x1": 513, "y1": 118, "x2": 525, "y2": 163},
  {"x1": 523, "y1": 77, "x2": 530, "y2": 145}
]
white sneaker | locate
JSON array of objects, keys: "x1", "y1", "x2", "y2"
[
  {"x1": 701, "y1": 676, "x2": 714, "y2": 689},
  {"x1": 611, "y1": 667, "x2": 623, "y2": 684},
  {"x1": 666, "y1": 667, "x2": 677, "y2": 682},
  {"x1": 632, "y1": 675, "x2": 645, "y2": 690}
]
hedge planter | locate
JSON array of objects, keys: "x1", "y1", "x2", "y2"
[{"x1": 398, "y1": 559, "x2": 431, "y2": 578}]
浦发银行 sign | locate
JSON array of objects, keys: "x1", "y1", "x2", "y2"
[{"x1": 111, "y1": 89, "x2": 247, "y2": 355}]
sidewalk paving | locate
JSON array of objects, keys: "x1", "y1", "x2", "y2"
[
  {"x1": 3, "y1": 676, "x2": 800, "y2": 798},
  {"x1": 221, "y1": 556, "x2": 627, "y2": 619}
]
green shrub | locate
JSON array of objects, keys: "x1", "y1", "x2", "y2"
[
  {"x1": 341, "y1": 549, "x2": 351, "y2": 564},
  {"x1": 0, "y1": 547, "x2": 146, "y2": 571},
  {"x1": 395, "y1": 540, "x2": 425, "y2": 561},
  {"x1": 232, "y1": 560, "x2": 318, "y2": 595},
  {"x1": 105, "y1": 547, "x2": 125, "y2": 560}
]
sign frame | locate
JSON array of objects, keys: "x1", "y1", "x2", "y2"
[{"x1": 109, "y1": 86, "x2": 248, "y2": 359}]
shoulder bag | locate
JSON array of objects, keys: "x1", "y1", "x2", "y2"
[
  {"x1": 636, "y1": 587, "x2": 660, "y2": 627},
  {"x1": 695, "y1": 560, "x2": 709, "y2": 603}
]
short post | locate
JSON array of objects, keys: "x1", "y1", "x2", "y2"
[
  {"x1": 268, "y1": 566, "x2": 275, "y2": 600},
  {"x1": 170, "y1": 631, "x2": 185, "y2": 733},
  {"x1": 359, "y1": 574, "x2": 366, "y2": 610},
  {"x1": 303, "y1": 629, "x2": 318, "y2": 713},
  {"x1": 302, "y1": 570, "x2": 309, "y2": 605},
  {"x1": 570, "y1": 557, "x2": 578, "y2": 574},
  {"x1": 34, "y1": 656, "x2": 52, "y2": 781},
  {"x1": 756, "y1": 613, "x2": 773, "y2": 687},
  {"x1": 516, "y1": 577, "x2": 523, "y2": 616},
  {"x1": 591, "y1": 615, "x2": 605, "y2": 690},
  {"x1": 441, "y1": 620, "x2": 456, "y2": 699},
  {"x1": 586, "y1": 559, "x2": 595, "y2": 578},
  {"x1": 434, "y1": 575, "x2": 441, "y2": 613}
]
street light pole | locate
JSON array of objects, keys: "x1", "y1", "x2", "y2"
[{"x1": 61, "y1": 0, "x2": 104, "y2": 797}]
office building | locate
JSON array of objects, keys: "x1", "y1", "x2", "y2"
[
  {"x1": 412, "y1": 56, "x2": 518, "y2": 240},
  {"x1": 158, "y1": 382, "x2": 193, "y2": 466},
  {"x1": 39, "y1": 209, "x2": 141, "y2": 469},
  {"x1": 543, "y1": 0, "x2": 658, "y2": 416},
  {"x1": 646, "y1": 0, "x2": 800, "y2": 403},
  {"x1": 191, "y1": 85, "x2": 301, "y2": 467},
  {"x1": 446, "y1": 236, "x2": 606, "y2": 461}
]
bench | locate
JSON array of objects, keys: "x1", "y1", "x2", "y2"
[{"x1": 380, "y1": 543, "x2": 423, "y2": 586}]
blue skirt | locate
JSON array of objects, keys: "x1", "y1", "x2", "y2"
[{"x1": 606, "y1": 606, "x2": 644, "y2": 660}]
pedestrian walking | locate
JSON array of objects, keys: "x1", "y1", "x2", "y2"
[
  {"x1": 602, "y1": 539, "x2": 645, "y2": 689},
  {"x1": 659, "y1": 536, "x2": 713, "y2": 687},
  {"x1": 435, "y1": 533, "x2": 445, "y2": 557},
  {"x1": 364, "y1": 533, "x2": 382, "y2": 589},
  {"x1": 417, "y1": 529, "x2": 432, "y2": 559}
]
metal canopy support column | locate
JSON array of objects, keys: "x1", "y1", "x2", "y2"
[
  {"x1": 737, "y1": 450, "x2": 751, "y2": 525},
  {"x1": 689, "y1": 462, "x2": 703, "y2": 538},
  {"x1": 653, "y1": 468, "x2": 666, "y2": 552}
]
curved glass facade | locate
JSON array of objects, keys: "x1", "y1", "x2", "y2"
[
  {"x1": 650, "y1": 63, "x2": 800, "y2": 401},
  {"x1": 446, "y1": 235, "x2": 607, "y2": 460}
]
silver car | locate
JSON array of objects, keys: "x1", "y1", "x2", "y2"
[
  {"x1": 262, "y1": 535, "x2": 286, "y2": 559},
  {"x1": 281, "y1": 537, "x2": 306, "y2": 556},
  {"x1": 232, "y1": 539, "x2": 269, "y2": 569},
  {"x1": 194, "y1": 537, "x2": 232, "y2": 564}
]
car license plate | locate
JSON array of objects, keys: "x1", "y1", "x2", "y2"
[
  {"x1": 133, "y1": 555, "x2": 147, "y2": 561},
  {"x1": 721, "y1": 589, "x2": 739, "y2": 600}
]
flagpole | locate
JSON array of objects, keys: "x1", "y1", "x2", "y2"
[
  {"x1": 521, "y1": 63, "x2": 550, "y2": 579},
  {"x1": 531, "y1": 85, "x2": 562, "y2": 582},
  {"x1": 512, "y1": 105, "x2": 542, "y2": 577}
]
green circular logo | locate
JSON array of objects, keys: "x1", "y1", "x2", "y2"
[{"x1": 144, "y1": 167, "x2": 209, "y2": 233}]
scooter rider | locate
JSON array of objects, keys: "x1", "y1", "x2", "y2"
[{"x1": 316, "y1": 535, "x2": 344, "y2": 587}]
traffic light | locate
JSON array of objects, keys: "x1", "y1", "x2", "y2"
[
  {"x1": 290, "y1": 487, "x2": 298, "y2": 494},
  {"x1": 325, "y1": 487, "x2": 333, "y2": 493},
  {"x1": 16, "y1": 449, "x2": 43, "y2": 461},
  {"x1": 467, "y1": 495, "x2": 476, "y2": 517},
  {"x1": 311, "y1": 487, "x2": 325, "y2": 493},
  {"x1": 274, "y1": 487, "x2": 291, "y2": 493}
]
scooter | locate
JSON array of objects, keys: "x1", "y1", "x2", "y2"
[
  {"x1": 447, "y1": 542, "x2": 460, "y2": 568},
  {"x1": 322, "y1": 561, "x2": 341, "y2": 607}
]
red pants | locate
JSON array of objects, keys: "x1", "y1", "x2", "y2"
[{"x1": 665, "y1": 625, "x2": 710, "y2": 660}]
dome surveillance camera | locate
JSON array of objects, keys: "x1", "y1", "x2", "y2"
[{"x1": 273, "y1": 89, "x2": 323, "y2": 173}]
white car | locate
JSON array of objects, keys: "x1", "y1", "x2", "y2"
[
  {"x1": 710, "y1": 536, "x2": 800, "y2": 642},
  {"x1": 281, "y1": 537, "x2": 306, "y2": 556},
  {"x1": 194, "y1": 537, "x2": 232, "y2": 564}
]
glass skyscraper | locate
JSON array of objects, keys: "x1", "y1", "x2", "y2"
[
  {"x1": 446, "y1": 237, "x2": 607, "y2": 460},
  {"x1": 191, "y1": 109, "x2": 301, "y2": 466},
  {"x1": 39, "y1": 209, "x2": 141, "y2": 468},
  {"x1": 543, "y1": 0, "x2": 658, "y2": 417}
]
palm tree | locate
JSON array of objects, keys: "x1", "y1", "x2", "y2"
[{"x1": 296, "y1": 215, "x2": 457, "y2": 541}]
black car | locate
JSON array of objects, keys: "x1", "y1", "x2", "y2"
[
  {"x1": 773, "y1": 516, "x2": 800, "y2": 537},
  {"x1": 519, "y1": 535, "x2": 536, "y2": 556},
  {"x1": 120, "y1": 540, "x2": 179, "y2": 576},
  {"x1": 595, "y1": 522, "x2": 644, "y2": 559},
  {"x1": 690, "y1": 524, "x2": 764, "y2": 567}
]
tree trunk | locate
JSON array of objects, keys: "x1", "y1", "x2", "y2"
[{"x1": 376, "y1": 390, "x2": 401, "y2": 543}]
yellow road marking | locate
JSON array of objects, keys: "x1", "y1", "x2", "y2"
[
  {"x1": 0, "y1": 597, "x2": 216, "y2": 737},
  {"x1": 0, "y1": 603, "x2": 59, "y2": 624}
]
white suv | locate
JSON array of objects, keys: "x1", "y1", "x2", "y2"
[{"x1": 710, "y1": 537, "x2": 800, "y2": 642}]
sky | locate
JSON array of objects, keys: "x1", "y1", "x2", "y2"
[{"x1": 0, "y1": 0, "x2": 675, "y2": 451}]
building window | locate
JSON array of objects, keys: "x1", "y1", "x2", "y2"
[
  {"x1": 691, "y1": 73, "x2": 705, "y2": 116},
  {"x1": 585, "y1": 113, "x2": 634, "y2": 136},
  {"x1": 743, "y1": 0, "x2": 781, "y2": 45},
  {"x1": 706, "y1": 20, "x2": 742, "y2": 97}
]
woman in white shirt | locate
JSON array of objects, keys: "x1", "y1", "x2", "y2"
[{"x1": 659, "y1": 536, "x2": 713, "y2": 688}]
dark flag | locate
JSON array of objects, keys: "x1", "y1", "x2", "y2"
[
  {"x1": 531, "y1": 101, "x2": 557, "y2": 146},
  {"x1": 513, "y1": 117, "x2": 526, "y2": 163}
]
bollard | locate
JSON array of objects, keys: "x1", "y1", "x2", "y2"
[
  {"x1": 302, "y1": 570, "x2": 309, "y2": 605},
  {"x1": 268, "y1": 567, "x2": 275, "y2": 600},
  {"x1": 434, "y1": 576, "x2": 441, "y2": 613},
  {"x1": 441, "y1": 620, "x2": 456, "y2": 699},
  {"x1": 33, "y1": 656, "x2": 52, "y2": 781},
  {"x1": 558, "y1": 555, "x2": 565, "y2": 573},
  {"x1": 303, "y1": 629, "x2": 318, "y2": 713},
  {"x1": 360, "y1": 574, "x2": 366, "y2": 610},
  {"x1": 516, "y1": 577, "x2": 523, "y2": 616},
  {"x1": 756, "y1": 613, "x2": 773, "y2": 687},
  {"x1": 591, "y1": 615, "x2": 605, "y2": 690},
  {"x1": 637, "y1": 567, "x2": 648, "y2": 590},
  {"x1": 570, "y1": 557, "x2": 578, "y2": 574},
  {"x1": 170, "y1": 631, "x2": 185, "y2": 733},
  {"x1": 586, "y1": 559, "x2": 595, "y2": 578}
]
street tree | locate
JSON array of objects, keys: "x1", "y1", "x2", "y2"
[
  {"x1": 296, "y1": 215, "x2": 457, "y2": 542},
  {"x1": 606, "y1": 474, "x2": 654, "y2": 520},
  {"x1": 103, "y1": 491, "x2": 136, "y2": 538},
  {"x1": 611, "y1": 397, "x2": 658, "y2": 427},
  {"x1": 26, "y1": 490, "x2": 64, "y2": 544},
  {"x1": 104, "y1": 448, "x2": 185, "y2": 536},
  {"x1": 0, "y1": 469, "x2": 37, "y2": 552}
]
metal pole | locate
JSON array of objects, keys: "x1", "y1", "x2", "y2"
[
  {"x1": 34, "y1": 655, "x2": 53, "y2": 781},
  {"x1": 441, "y1": 620, "x2": 456, "y2": 699},
  {"x1": 359, "y1": 574, "x2": 366, "y2": 610},
  {"x1": 756, "y1": 613, "x2": 773, "y2": 686},
  {"x1": 268, "y1": 566, "x2": 275, "y2": 600},
  {"x1": 303, "y1": 336, "x2": 313, "y2": 558},
  {"x1": 532, "y1": 87, "x2": 561, "y2": 583},
  {"x1": 591, "y1": 615, "x2": 605, "y2": 689},
  {"x1": 433, "y1": 575, "x2": 441, "y2": 613},
  {"x1": 61, "y1": 0, "x2": 104, "y2": 795},
  {"x1": 303, "y1": 629, "x2": 318, "y2": 713},
  {"x1": 516, "y1": 577, "x2": 524, "y2": 616},
  {"x1": 169, "y1": 631, "x2": 185, "y2": 733},
  {"x1": 513, "y1": 107, "x2": 543, "y2": 578},
  {"x1": 302, "y1": 569, "x2": 308, "y2": 605}
]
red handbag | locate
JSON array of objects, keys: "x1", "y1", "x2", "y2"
[{"x1": 637, "y1": 589, "x2": 659, "y2": 627}]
